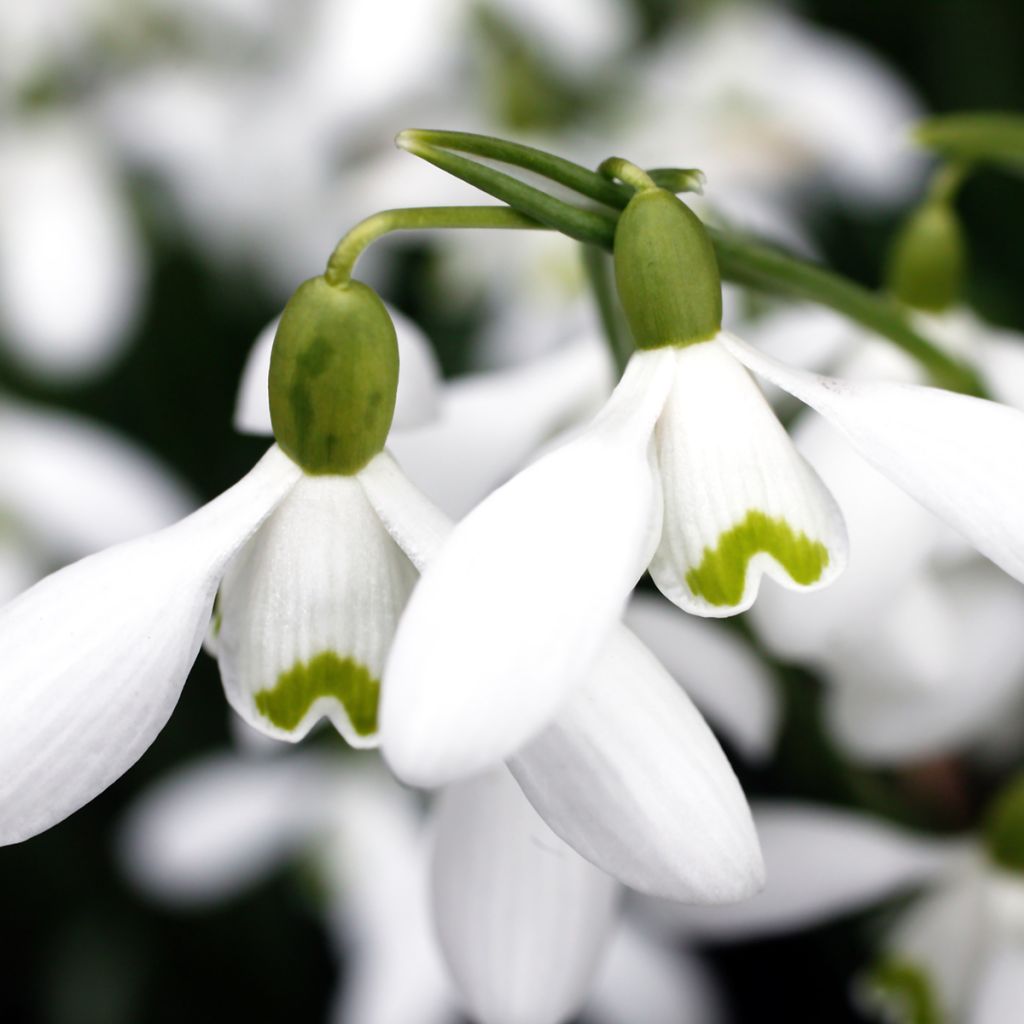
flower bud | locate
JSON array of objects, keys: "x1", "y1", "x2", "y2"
[
  {"x1": 984, "y1": 774, "x2": 1024, "y2": 872},
  {"x1": 269, "y1": 277, "x2": 399, "y2": 475},
  {"x1": 887, "y1": 200, "x2": 965, "y2": 313},
  {"x1": 613, "y1": 188, "x2": 722, "y2": 350}
]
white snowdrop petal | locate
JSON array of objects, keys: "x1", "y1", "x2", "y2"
[
  {"x1": 381, "y1": 348, "x2": 675, "y2": 787},
  {"x1": 825, "y1": 563, "x2": 1024, "y2": 763},
  {"x1": 509, "y1": 626, "x2": 763, "y2": 904},
  {"x1": 234, "y1": 304, "x2": 441, "y2": 437},
  {"x1": 0, "y1": 446, "x2": 300, "y2": 844},
  {"x1": 357, "y1": 451, "x2": 452, "y2": 572},
  {"x1": 119, "y1": 751, "x2": 331, "y2": 905},
  {"x1": 388, "y1": 332, "x2": 613, "y2": 519},
  {"x1": 587, "y1": 924, "x2": 724, "y2": 1024},
  {"x1": 233, "y1": 315, "x2": 278, "y2": 436},
  {"x1": 654, "y1": 803, "x2": 957, "y2": 941},
  {"x1": 651, "y1": 337, "x2": 847, "y2": 617},
  {"x1": 721, "y1": 332, "x2": 1024, "y2": 584},
  {"x1": 431, "y1": 768, "x2": 619, "y2": 1024},
  {"x1": 217, "y1": 474, "x2": 417, "y2": 746},
  {"x1": 624, "y1": 592, "x2": 779, "y2": 762},
  {"x1": 0, "y1": 399, "x2": 195, "y2": 558}
]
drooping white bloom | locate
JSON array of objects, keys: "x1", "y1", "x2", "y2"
[
  {"x1": 0, "y1": 426, "x2": 441, "y2": 844},
  {"x1": 382, "y1": 299, "x2": 1024, "y2": 785}
]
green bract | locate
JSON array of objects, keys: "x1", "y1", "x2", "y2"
[
  {"x1": 983, "y1": 775, "x2": 1024, "y2": 872},
  {"x1": 613, "y1": 188, "x2": 722, "y2": 350},
  {"x1": 888, "y1": 201, "x2": 965, "y2": 312},
  {"x1": 269, "y1": 276, "x2": 399, "y2": 475}
]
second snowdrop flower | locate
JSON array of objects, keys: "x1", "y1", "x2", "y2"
[
  {"x1": 0, "y1": 271, "x2": 440, "y2": 845},
  {"x1": 385, "y1": 175, "x2": 1024, "y2": 785}
]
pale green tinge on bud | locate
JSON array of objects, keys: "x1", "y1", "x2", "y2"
[
  {"x1": 983, "y1": 775, "x2": 1024, "y2": 872},
  {"x1": 887, "y1": 201, "x2": 965, "y2": 313},
  {"x1": 613, "y1": 188, "x2": 722, "y2": 351},
  {"x1": 269, "y1": 276, "x2": 399, "y2": 475}
]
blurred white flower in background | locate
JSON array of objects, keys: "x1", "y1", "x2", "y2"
[
  {"x1": 0, "y1": 398, "x2": 193, "y2": 603},
  {"x1": 621, "y1": 2, "x2": 924, "y2": 214},
  {"x1": 747, "y1": 307, "x2": 1024, "y2": 765},
  {"x1": 120, "y1": 746, "x2": 729, "y2": 1024},
  {"x1": 644, "y1": 800, "x2": 1024, "y2": 1024}
]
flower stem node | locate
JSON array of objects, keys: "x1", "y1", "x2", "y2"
[
  {"x1": 983, "y1": 775, "x2": 1024, "y2": 873},
  {"x1": 269, "y1": 276, "x2": 399, "y2": 476},
  {"x1": 613, "y1": 188, "x2": 722, "y2": 351},
  {"x1": 887, "y1": 200, "x2": 966, "y2": 313}
]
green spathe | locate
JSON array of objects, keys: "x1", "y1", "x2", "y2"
[
  {"x1": 983, "y1": 774, "x2": 1024, "y2": 872},
  {"x1": 888, "y1": 201, "x2": 965, "y2": 313},
  {"x1": 254, "y1": 651, "x2": 379, "y2": 736},
  {"x1": 613, "y1": 188, "x2": 722, "y2": 350},
  {"x1": 866, "y1": 958, "x2": 942, "y2": 1024},
  {"x1": 269, "y1": 276, "x2": 399, "y2": 475},
  {"x1": 685, "y1": 510, "x2": 830, "y2": 607}
]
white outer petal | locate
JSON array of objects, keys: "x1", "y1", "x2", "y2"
[
  {"x1": 381, "y1": 348, "x2": 675, "y2": 787},
  {"x1": 217, "y1": 474, "x2": 416, "y2": 745},
  {"x1": 388, "y1": 332, "x2": 613, "y2": 519},
  {"x1": 624, "y1": 591, "x2": 779, "y2": 762},
  {"x1": 0, "y1": 399, "x2": 195, "y2": 557},
  {"x1": 509, "y1": 626, "x2": 763, "y2": 904},
  {"x1": 431, "y1": 767, "x2": 619, "y2": 1024},
  {"x1": 0, "y1": 446, "x2": 300, "y2": 844},
  {"x1": 650, "y1": 803, "x2": 958, "y2": 941},
  {"x1": 118, "y1": 751, "x2": 332, "y2": 905},
  {"x1": 587, "y1": 923, "x2": 724, "y2": 1024},
  {"x1": 0, "y1": 116, "x2": 142, "y2": 379},
  {"x1": 357, "y1": 450, "x2": 453, "y2": 572},
  {"x1": 233, "y1": 304, "x2": 441, "y2": 436},
  {"x1": 722, "y1": 332, "x2": 1024, "y2": 584},
  {"x1": 651, "y1": 337, "x2": 847, "y2": 617}
]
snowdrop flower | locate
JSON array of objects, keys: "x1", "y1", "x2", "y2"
[
  {"x1": 0, "y1": 274, "x2": 442, "y2": 844},
  {"x1": 647, "y1": 794, "x2": 1024, "y2": 1024},
  {"x1": 384, "y1": 182, "x2": 1024, "y2": 783}
]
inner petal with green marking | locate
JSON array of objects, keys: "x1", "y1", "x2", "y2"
[
  {"x1": 254, "y1": 651, "x2": 379, "y2": 737},
  {"x1": 685, "y1": 509, "x2": 830, "y2": 607}
]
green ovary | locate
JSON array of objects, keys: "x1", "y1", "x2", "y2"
[
  {"x1": 685, "y1": 510, "x2": 830, "y2": 606},
  {"x1": 254, "y1": 652, "x2": 379, "y2": 736}
]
